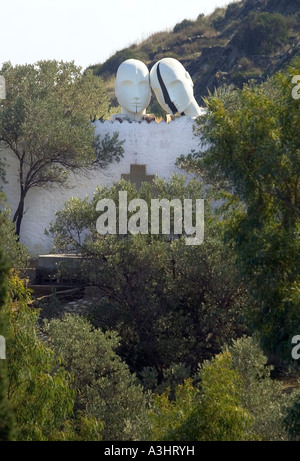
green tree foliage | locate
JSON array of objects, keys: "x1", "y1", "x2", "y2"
[
  {"x1": 226, "y1": 336, "x2": 290, "y2": 441},
  {"x1": 180, "y1": 62, "x2": 300, "y2": 357},
  {"x1": 236, "y1": 12, "x2": 289, "y2": 55},
  {"x1": 146, "y1": 378, "x2": 201, "y2": 441},
  {"x1": 4, "y1": 275, "x2": 75, "y2": 440},
  {"x1": 0, "y1": 197, "x2": 30, "y2": 440},
  {"x1": 284, "y1": 385, "x2": 300, "y2": 440},
  {"x1": 0, "y1": 60, "x2": 123, "y2": 235},
  {"x1": 47, "y1": 176, "x2": 248, "y2": 385},
  {"x1": 0, "y1": 183, "x2": 28, "y2": 441},
  {"x1": 147, "y1": 351, "x2": 254, "y2": 441},
  {"x1": 92, "y1": 132, "x2": 125, "y2": 169},
  {"x1": 0, "y1": 247, "x2": 15, "y2": 441},
  {"x1": 45, "y1": 314, "x2": 149, "y2": 441},
  {"x1": 147, "y1": 336, "x2": 291, "y2": 441},
  {"x1": 173, "y1": 19, "x2": 194, "y2": 34},
  {"x1": 209, "y1": 7, "x2": 226, "y2": 31},
  {"x1": 2, "y1": 273, "x2": 105, "y2": 441},
  {"x1": 0, "y1": 203, "x2": 29, "y2": 272}
]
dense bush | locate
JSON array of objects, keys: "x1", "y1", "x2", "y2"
[
  {"x1": 46, "y1": 314, "x2": 149, "y2": 441},
  {"x1": 209, "y1": 7, "x2": 227, "y2": 31},
  {"x1": 0, "y1": 246, "x2": 15, "y2": 441},
  {"x1": 227, "y1": 336, "x2": 290, "y2": 441},
  {"x1": 146, "y1": 336, "x2": 291, "y2": 441},
  {"x1": 0, "y1": 205, "x2": 29, "y2": 272},
  {"x1": 284, "y1": 388, "x2": 300, "y2": 440},
  {"x1": 47, "y1": 176, "x2": 249, "y2": 384},
  {"x1": 180, "y1": 62, "x2": 300, "y2": 356},
  {"x1": 4, "y1": 276, "x2": 76, "y2": 441},
  {"x1": 236, "y1": 12, "x2": 289, "y2": 55},
  {"x1": 146, "y1": 350, "x2": 254, "y2": 441},
  {"x1": 173, "y1": 19, "x2": 194, "y2": 34}
]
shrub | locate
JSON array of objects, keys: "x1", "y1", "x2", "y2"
[
  {"x1": 4, "y1": 276, "x2": 77, "y2": 441},
  {"x1": 236, "y1": 12, "x2": 289, "y2": 55},
  {"x1": 46, "y1": 314, "x2": 149, "y2": 441},
  {"x1": 209, "y1": 7, "x2": 227, "y2": 31},
  {"x1": 0, "y1": 204, "x2": 29, "y2": 272},
  {"x1": 48, "y1": 177, "x2": 249, "y2": 380},
  {"x1": 146, "y1": 351, "x2": 254, "y2": 441},
  {"x1": 0, "y1": 246, "x2": 15, "y2": 440},
  {"x1": 227, "y1": 336, "x2": 290, "y2": 440},
  {"x1": 173, "y1": 19, "x2": 194, "y2": 34},
  {"x1": 284, "y1": 389, "x2": 300, "y2": 440}
]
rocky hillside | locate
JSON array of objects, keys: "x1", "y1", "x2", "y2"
[{"x1": 88, "y1": 0, "x2": 300, "y2": 111}]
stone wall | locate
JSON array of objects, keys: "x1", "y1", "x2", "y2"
[{"x1": 1, "y1": 117, "x2": 200, "y2": 257}]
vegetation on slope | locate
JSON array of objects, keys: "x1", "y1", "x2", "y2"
[{"x1": 88, "y1": 0, "x2": 300, "y2": 112}]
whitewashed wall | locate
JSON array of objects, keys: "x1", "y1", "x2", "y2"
[{"x1": 1, "y1": 117, "x2": 201, "y2": 257}]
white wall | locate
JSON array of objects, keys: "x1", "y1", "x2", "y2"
[{"x1": 1, "y1": 117, "x2": 201, "y2": 257}]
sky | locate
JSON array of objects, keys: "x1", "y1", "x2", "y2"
[{"x1": 0, "y1": 0, "x2": 235, "y2": 70}]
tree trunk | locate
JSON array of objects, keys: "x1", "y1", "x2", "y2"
[{"x1": 12, "y1": 192, "x2": 25, "y2": 237}]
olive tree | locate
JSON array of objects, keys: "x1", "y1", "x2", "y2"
[{"x1": 0, "y1": 60, "x2": 124, "y2": 235}]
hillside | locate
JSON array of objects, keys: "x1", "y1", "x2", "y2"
[{"x1": 88, "y1": 0, "x2": 300, "y2": 112}]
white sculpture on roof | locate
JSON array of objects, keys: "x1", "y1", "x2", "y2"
[
  {"x1": 150, "y1": 57, "x2": 202, "y2": 118},
  {"x1": 114, "y1": 59, "x2": 152, "y2": 122}
]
